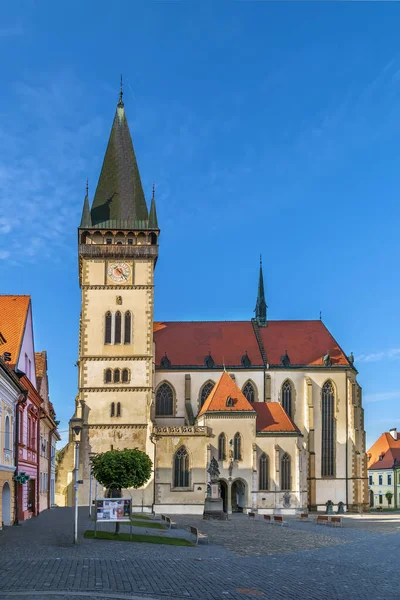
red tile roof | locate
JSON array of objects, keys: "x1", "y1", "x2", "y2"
[
  {"x1": 0, "y1": 296, "x2": 30, "y2": 367},
  {"x1": 367, "y1": 432, "x2": 400, "y2": 469},
  {"x1": 253, "y1": 402, "x2": 300, "y2": 434},
  {"x1": 369, "y1": 447, "x2": 400, "y2": 470},
  {"x1": 198, "y1": 371, "x2": 256, "y2": 416},
  {"x1": 154, "y1": 321, "x2": 263, "y2": 368},
  {"x1": 153, "y1": 320, "x2": 350, "y2": 368}
]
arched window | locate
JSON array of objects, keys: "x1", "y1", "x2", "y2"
[
  {"x1": 281, "y1": 453, "x2": 291, "y2": 491},
  {"x1": 124, "y1": 311, "x2": 131, "y2": 344},
  {"x1": 110, "y1": 402, "x2": 115, "y2": 417},
  {"x1": 218, "y1": 433, "x2": 226, "y2": 461},
  {"x1": 281, "y1": 380, "x2": 293, "y2": 418},
  {"x1": 115, "y1": 311, "x2": 122, "y2": 344},
  {"x1": 114, "y1": 369, "x2": 120, "y2": 383},
  {"x1": 322, "y1": 380, "x2": 335, "y2": 477},
  {"x1": 116, "y1": 402, "x2": 121, "y2": 417},
  {"x1": 122, "y1": 369, "x2": 129, "y2": 383},
  {"x1": 5, "y1": 415, "x2": 10, "y2": 450},
  {"x1": 259, "y1": 453, "x2": 269, "y2": 490},
  {"x1": 233, "y1": 432, "x2": 242, "y2": 461},
  {"x1": 105, "y1": 369, "x2": 112, "y2": 383},
  {"x1": 242, "y1": 381, "x2": 256, "y2": 403},
  {"x1": 200, "y1": 380, "x2": 215, "y2": 408},
  {"x1": 155, "y1": 382, "x2": 174, "y2": 416},
  {"x1": 105, "y1": 312, "x2": 112, "y2": 344},
  {"x1": 174, "y1": 446, "x2": 189, "y2": 488}
]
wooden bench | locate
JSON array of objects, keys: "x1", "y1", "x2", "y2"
[
  {"x1": 297, "y1": 513, "x2": 309, "y2": 521},
  {"x1": 263, "y1": 515, "x2": 272, "y2": 523},
  {"x1": 273, "y1": 515, "x2": 288, "y2": 527},
  {"x1": 189, "y1": 525, "x2": 209, "y2": 545},
  {"x1": 328, "y1": 517, "x2": 342, "y2": 528},
  {"x1": 316, "y1": 515, "x2": 329, "y2": 526},
  {"x1": 248, "y1": 512, "x2": 256, "y2": 520},
  {"x1": 161, "y1": 514, "x2": 177, "y2": 529}
]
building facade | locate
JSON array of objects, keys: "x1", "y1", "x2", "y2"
[
  {"x1": 56, "y1": 92, "x2": 368, "y2": 514},
  {"x1": 367, "y1": 428, "x2": 400, "y2": 509}
]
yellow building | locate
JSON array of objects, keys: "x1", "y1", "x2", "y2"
[{"x1": 56, "y1": 90, "x2": 368, "y2": 514}]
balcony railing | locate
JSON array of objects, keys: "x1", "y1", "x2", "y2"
[{"x1": 78, "y1": 244, "x2": 158, "y2": 259}]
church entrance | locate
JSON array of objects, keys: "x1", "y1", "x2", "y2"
[
  {"x1": 369, "y1": 490, "x2": 374, "y2": 508},
  {"x1": 219, "y1": 480, "x2": 228, "y2": 512},
  {"x1": 231, "y1": 479, "x2": 246, "y2": 513}
]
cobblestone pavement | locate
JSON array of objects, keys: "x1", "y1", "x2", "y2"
[{"x1": 1, "y1": 508, "x2": 400, "y2": 599}]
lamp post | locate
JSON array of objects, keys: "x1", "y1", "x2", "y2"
[
  {"x1": 70, "y1": 417, "x2": 83, "y2": 544},
  {"x1": 88, "y1": 451, "x2": 96, "y2": 518}
]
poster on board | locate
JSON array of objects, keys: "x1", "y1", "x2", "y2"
[{"x1": 96, "y1": 498, "x2": 131, "y2": 522}]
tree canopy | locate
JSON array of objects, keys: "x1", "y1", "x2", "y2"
[{"x1": 90, "y1": 448, "x2": 152, "y2": 493}]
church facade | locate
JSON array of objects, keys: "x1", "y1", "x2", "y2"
[{"x1": 56, "y1": 91, "x2": 368, "y2": 514}]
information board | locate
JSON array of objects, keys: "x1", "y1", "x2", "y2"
[{"x1": 96, "y1": 498, "x2": 131, "y2": 522}]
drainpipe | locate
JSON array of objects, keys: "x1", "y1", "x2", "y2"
[
  {"x1": 14, "y1": 391, "x2": 28, "y2": 525},
  {"x1": 36, "y1": 409, "x2": 40, "y2": 516},
  {"x1": 48, "y1": 425, "x2": 56, "y2": 509},
  {"x1": 150, "y1": 433, "x2": 156, "y2": 514},
  {"x1": 345, "y1": 375, "x2": 349, "y2": 511}
]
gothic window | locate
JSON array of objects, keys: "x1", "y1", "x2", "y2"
[
  {"x1": 5, "y1": 415, "x2": 10, "y2": 450},
  {"x1": 259, "y1": 453, "x2": 269, "y2": 490},
  {"x1": 122, "y1": 369, "x2": 129, "y2": 383},
  {"x1": 124, "y1": 311, "x2": 131, "y2": 344},
  {"x1": 155, "y1": 382, "x2": 174, "y2": 416},
  {"x1": 174, "y1": 446, "x2": 189, "y2": 488},
  {"x1": 242, "y1": 381, "x2": 256, "y2": 403},
  {"x1": 116, "y1": 402, "x2": 121, "y2": 417},
  {"x1": 281, "y1": 453, "x2": 291, "y2": 491},
  {"x1": 322, "y1": 380, "x2": 335, "y2": 477},
  {"x1": 218, "y1": 433, "x2": 226, "y2": 461},
  {"x1": 281, "y1": 380, "x2": 293, "y2": 418},
  {"x1": 233, "y1": 432, "x2": 242, "y2": 461},
  {"x1": 110, "y1": 402, "x2": 115, "y2": 417},
  {"x1": 105, "y1": 369, "x2": 112, "y2": 383},
  {"x1": 114, "y1": 369, "x2": 120, "y2": 383},
  {"x1": 115, "y1": 311, "x2": 122, "y2": 344},
  {"x1": 105, "y1": 312, "x2": 112, "y2": 344},
  {"x1": 200, "y1": 380, "x2": 215, "y2": 408}
]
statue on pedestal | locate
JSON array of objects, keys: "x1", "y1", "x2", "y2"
[{"x1": 203, "y1": 457, "x2": 227, "y2": 520}]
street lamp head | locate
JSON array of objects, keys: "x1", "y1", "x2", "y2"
[{"x1": 70, "y1": 417, "x2": 83, "y2": 439}]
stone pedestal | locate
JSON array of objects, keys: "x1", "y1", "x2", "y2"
[{"x1": 203, "y1": 482, "x2": 227, "y2": 520}]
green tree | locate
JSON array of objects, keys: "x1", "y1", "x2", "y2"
[
  {"x1": 385, "y1": 491, "x2": 393, "y2": 506},
  {"x1": 91, "y1": 448, "x2": 152, "y2": 533}
]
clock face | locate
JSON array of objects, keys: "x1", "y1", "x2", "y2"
[{"x1": 107, "y1": 261, "x2": 132, "y2": 284}]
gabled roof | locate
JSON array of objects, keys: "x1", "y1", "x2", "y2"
[
  {"x1": 90, "y1": 98, "x2": 149, "y2": 228},
  {"x1": 153, "y1": 320, "x2": 350, "y2": 368},
  {"x1": 198, "y1": 371, "x2": 256, "y2": 416},
  {"x1": 253, "y1": 402, "x2": 300, "y2": 434},
  {"x1": 0, "y1": 295, "x2": 30, "y2": 367},
  {"x1": 367, "y1": 432, "x2": 400, "y2": 469},
  {"x1": 369, "y1": 447, "x2": 400, "y2": 470}
]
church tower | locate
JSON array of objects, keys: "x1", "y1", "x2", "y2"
[{"x1": 64, "y1": 87, "x2": 159, "y2": 509}]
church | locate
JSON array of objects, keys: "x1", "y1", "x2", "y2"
[{"x1": 56, "y1": 88, "x2": 368, "y2": 515}]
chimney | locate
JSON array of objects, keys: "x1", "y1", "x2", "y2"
[{"x1": 390, "y1": 428, "x2": 397, "y2": 440}]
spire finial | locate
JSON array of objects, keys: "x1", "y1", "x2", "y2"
[
  {"x1": 152, "y1": 182, "x2": 155, "y2": 199},
  {"x1": 118, "y1": 74, "x2": 124, "y2": 107},
  {"x1": 85, "y1": 178, "x2": 89, "y2": 196},
  {"x1": 260, "y1": 254, "x2": 262, "y2": 267}
]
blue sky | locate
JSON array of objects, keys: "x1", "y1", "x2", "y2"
[{"x1": 1, "y1": 1, "x2": 400, "y2": 448}]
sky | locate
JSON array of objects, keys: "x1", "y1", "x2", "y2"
[{"x1": 1, "y1": 0, "x2": 400, "y2": 449}]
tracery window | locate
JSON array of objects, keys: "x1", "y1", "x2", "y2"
[
  {"x1": 259, "y1": 453, "x2": 269, "y2": 490},
  {"x1": 155, "y1": 382, "x2": 174, "y2": 416},
  {"x1": 124, "y1": 311, "x2": 131, "y2": 344},
  {"x1": 114, "y1": 311, "x2": 122, "y2": 344},
  {"x1": 122, "y1": 369, "x2": 129, "y2": 383},
  {"x1": 200, "y1": 381, "x2": 215, "y2": 408},
  {"x1": 114, "y1": 369, "x2": 120, "y2": 383},
  {"x1": 174, "y1": 446, "x2": 189, "y2": 488},
  {"x1": 281, "y1": 452, "x2": 291, "y2": 491},
  {"x1": 242, "y1": 381, "x2": 256, "y2": 403},
  {"x1": 281, "y1": 380, "x2": 293, "y2": 418},
  {"x1": 105, "y1": 312, "x2": 112, "y2": 344},
  {"x1": 322, "y1": 380, "x2": 335, "y2": 477}
]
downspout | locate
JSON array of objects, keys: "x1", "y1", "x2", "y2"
[
  {"x1": 48, "y1": 425, "x2": 56, "y2": 509},
  {"x1": 150, "y1": 433, "x2": 156, "y2": 513},
  {"x1": 14, "y1": 390, "x2": 28, "y2": 525},
  {"x1": 345, "y1": 375, "x2": 349, "y2": 510},
  {"x1": 36, "y1": 410, "x2": 40, "y2": 515}
]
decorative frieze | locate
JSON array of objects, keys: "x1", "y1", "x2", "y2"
[{"x1": 153, "y1": 425, "x2": 210, "y2": 436}]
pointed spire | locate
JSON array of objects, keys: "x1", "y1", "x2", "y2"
[
  {"x1": 148, "y1": 182, "x2": 159, "y2": 229},
  {"x1": 255, "y1": 255, "x2": 267, "y2": 327},
  {"x1": 80, "y1": 179, "x2": 92, "y2": 228},
  {"x1": 90, "y1": 89, "x2": 149, "y2": 227},
  {"x1": 118, "y1": 74, "x2": 124, "y2": 107}
]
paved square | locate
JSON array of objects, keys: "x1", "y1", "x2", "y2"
[{"x1": 0, "y1": 508, "x2": 400, "y2": 599}]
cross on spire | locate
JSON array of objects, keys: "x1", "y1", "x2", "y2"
[{"x1": 118, "y1": 74, "x2": 124, "y2": 107}]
